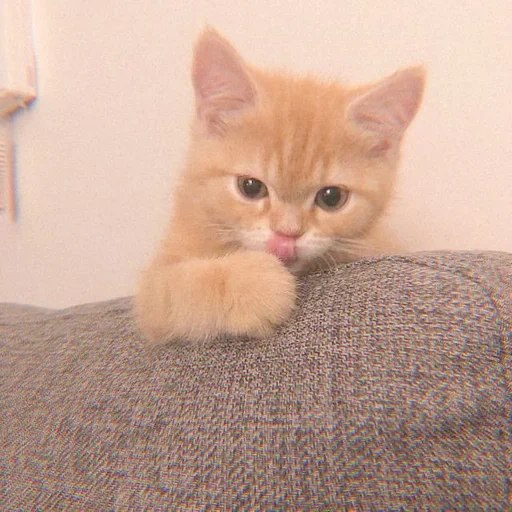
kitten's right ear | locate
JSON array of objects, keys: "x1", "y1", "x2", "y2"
[{"x1": 192, "y1": 28, "x2": 256, "y2": 134}]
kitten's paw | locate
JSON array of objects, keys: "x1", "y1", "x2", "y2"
[
  {"x1": 221, "y1": 251, "x2": 297, "y2": 338},
  {"x1": 134, "y1": 251, "x2": 296, "y2": 344}
]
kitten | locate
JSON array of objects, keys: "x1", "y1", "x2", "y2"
[{"x1": 135, "y1": 28, "x2": 425, "y2": 344}]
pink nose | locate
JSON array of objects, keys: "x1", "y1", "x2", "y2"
[{"x1": 266, "y1": 233, "x2": 299, "y2": 262}]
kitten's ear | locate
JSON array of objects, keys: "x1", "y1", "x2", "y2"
[
  {"x1": 192, "y1": 28, "x2": 256, "y2": 134},
  {"x1": 346, "y1": 66, "x2": 426, "y2": 154}
]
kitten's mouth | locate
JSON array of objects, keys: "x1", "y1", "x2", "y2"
[{"x1": 266, "y1": 234, "x2": 299, "y2": 264}]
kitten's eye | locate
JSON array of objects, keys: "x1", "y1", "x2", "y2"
[
  {"x1": 315, "y1": 186, "x2": 349, "y2": 211},
  {"x1": 237, "y1": 176, "x2": 268, "y2": 199}
]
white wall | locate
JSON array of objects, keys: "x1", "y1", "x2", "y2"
[{"x1": 1, "y1": 0, "x2": 511, "y2": 308}]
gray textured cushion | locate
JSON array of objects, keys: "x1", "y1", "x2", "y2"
[{"x1": 1, "y1": 251, "x2": 511, "y2": 510}]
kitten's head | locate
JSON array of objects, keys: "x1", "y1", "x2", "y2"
[{"x1": 177, "y1": 28, "x2": 425, "y2": 273}]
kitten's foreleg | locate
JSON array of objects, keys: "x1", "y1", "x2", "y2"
[{"x1": 135, "y1": 251, "x2": 296, "y2": 344}]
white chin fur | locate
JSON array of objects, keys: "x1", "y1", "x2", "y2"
[{"x1": 238, "y1": 229, "x2": 330, "y2": 271}]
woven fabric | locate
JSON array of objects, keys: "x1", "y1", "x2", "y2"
[{"x1": 1, "y1": 251, "x2": 511, "y2": 510}]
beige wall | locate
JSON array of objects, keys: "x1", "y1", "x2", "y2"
[{"x1": 1, "y1": 0, "x2": 511, "y2": 308}]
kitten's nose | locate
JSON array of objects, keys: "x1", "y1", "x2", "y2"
[{"x1": 267, "y1": 232, "x2": 299, "y2": 262}]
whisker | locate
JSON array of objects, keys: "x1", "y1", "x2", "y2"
[
  {"x1": 323, "y1": 253, "x2": 337, "y2": 272},
  {"x1": 205, "y1": 223, "x2": 232, "y2": 232},
  {"x1": 204, "y1": 223, "x2": 238, "y2": 244},
  {"x1": 331, "y1": 237, "x2": 368, "y2": 249},
  {"x1": 327, "y1": 237, "x2": 372, "y2": 261}
]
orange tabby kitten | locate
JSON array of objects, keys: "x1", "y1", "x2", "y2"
[{"x1": 135, "y1": 28, "x2": 425, "y2": 344}]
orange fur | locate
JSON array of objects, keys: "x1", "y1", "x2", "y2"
[{"x1": 135, "y1": 28, "x2": 425, "y2": 344}]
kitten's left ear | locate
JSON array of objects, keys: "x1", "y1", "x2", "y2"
[
  {"x1": 346, "y1": 66, "x2": 426, "y2": 153},
  {"x1": 192, "y1": 28, "x2": 256, "y2": 134}
]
